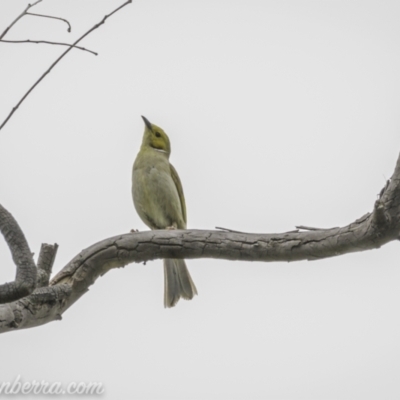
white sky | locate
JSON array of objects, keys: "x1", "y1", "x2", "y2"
[{"x1": 1, "y1": 1, "x2": 400, "y2": 399}]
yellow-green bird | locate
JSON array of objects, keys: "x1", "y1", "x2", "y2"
[{"x1": 132, "y1": 116, "x2": 197, "y2": 308}]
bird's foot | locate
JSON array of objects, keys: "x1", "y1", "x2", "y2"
[
  {"x1": 130, "y1": 228, "x2": 139, "y2": 233},
  {"x1": 166, "y1": 223, "x2": 177, "y2": 230}
]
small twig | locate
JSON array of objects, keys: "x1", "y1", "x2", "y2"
[
  {"x1": 295, "y1": 225, "x2": 333, "y2": 231},
  {"x1": 0, "y1": 0, "x2": 43, "y2": 40},
  {"x1": 379, "y1": 179, "x2": 390, "y2": 199},
  {"x1": 1, "y1": 39, "x2": 98, "y2": 55},
  {"x1": 0, "y1": 0, "x2": 132, "y2": 131},
  {"x1": 26, "y1": 12, "x2": 72, "y2": 32},
  {"x1": 296, "y1": 225, "x2": 338, "y2": 231},
  {"x1": 215, "y1": 226, "x2": 248, "y2": 234}
]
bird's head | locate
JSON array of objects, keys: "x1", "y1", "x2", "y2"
[{"x1": 141, "y1": 116, "x2": 171, "y2": 155}]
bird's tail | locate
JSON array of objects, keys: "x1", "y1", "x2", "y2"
[{"x1": 163, "y1": 259, "x2": 197, "y2": 308}]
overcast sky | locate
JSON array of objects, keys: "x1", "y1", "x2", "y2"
[{"x1": 1, "y1": 1, "x2": 400, "y2": 399}]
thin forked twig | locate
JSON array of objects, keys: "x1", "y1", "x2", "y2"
[
  {"x1": 0, "y1": 0, "x2": 132, "y2": 131},
  {"x1": 26, "y1": 12, "x2": 72, "y2": 32},
  {"x1": 1, "y1": 39, "x2": 97, "y2": 56},
  {"x1": 0, "y1": 0, "x2": 42, "y2": 40}
]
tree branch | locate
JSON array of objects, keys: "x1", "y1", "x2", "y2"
[
  {"x1": 0, "y1": 0, "x2": 132, "y2": 131},
  {"x1": 0, "y1": 205, "x2": 36, "y2": 304},
  {"x1": 36, "y1": 243, "x2": 58, "y2": 287},
  {"x1": 26, "y1": 12, "x2": 72, "y2": 32},
  {"x1": 0, "y1": 0, "x2": 42, "y2": 40},
  {"x1": 1, "y1": 151, "x2": 399, "y2": 334},
  {"x1": 1, "y1": 39, "x2": 98, "y2": 55}
]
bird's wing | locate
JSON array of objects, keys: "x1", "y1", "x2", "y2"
[{"x1": 169, "y1": 163, "x2": 187, "y2": 225}]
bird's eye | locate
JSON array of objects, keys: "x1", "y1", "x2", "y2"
[{"x1": 155, "y1": 132, "x2": 161, "y2": 138}]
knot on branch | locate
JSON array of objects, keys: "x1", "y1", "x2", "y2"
[{"x1": 371, "y1": 199, "x2": 391, "y2": 235}]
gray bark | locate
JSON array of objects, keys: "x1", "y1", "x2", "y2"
[
  {"x1": 1, "y1": 152, "x2": 399, "y2": 334},
  {"x1": 0, "y1": 204, "x2": 37, "y2": 303}
]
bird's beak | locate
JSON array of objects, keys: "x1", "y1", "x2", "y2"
[{"x1": 141, "y1": 115, "x2": 153, "y2": 131}]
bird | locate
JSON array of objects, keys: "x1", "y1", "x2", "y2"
[{"x1": 131, "y1": 116, "x2": 197, "y2": 308}]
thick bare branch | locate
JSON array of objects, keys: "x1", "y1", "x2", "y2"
[
  {"x1": 0, "y1": 205, "x2": 36, "y2": 304},
  {"x1": 0, "y1": 0, "x2": 132, "y2": 131},
  {"x1": 0, "y1": 152, "x2": 399, "y2": 333}
]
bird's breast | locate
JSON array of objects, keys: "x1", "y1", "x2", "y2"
[{"x1": 132, "y1": 153, "x2": 184, "y2": 230}]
